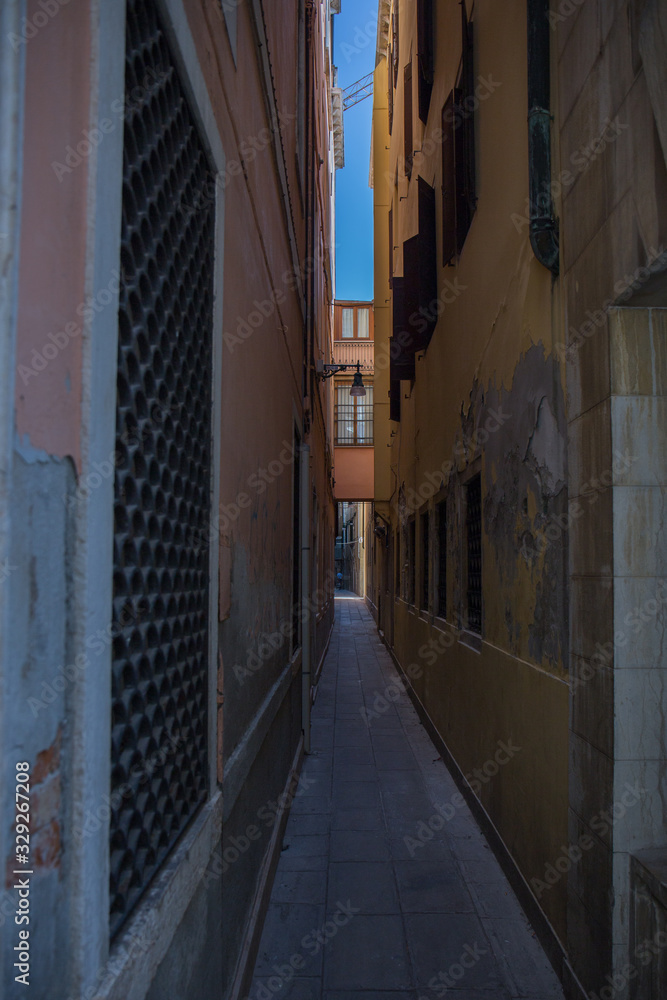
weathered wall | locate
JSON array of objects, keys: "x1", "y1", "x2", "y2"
[
  {"x1": 557, "y1": 0, "x2": 667, "y2": 994},
  {"x1": 2, "y1": 0, "x2": 337, "y2": 997},
  {"x1": 372, "y1": 0, "x2": 570, "y2": 943}
]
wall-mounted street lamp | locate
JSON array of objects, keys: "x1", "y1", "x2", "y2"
[{"x1": 315, "y1": 359, "x2": 367, "y2": 396}]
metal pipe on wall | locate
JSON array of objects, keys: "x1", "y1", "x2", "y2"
[
  {"x1": 300, "y1": 443, "x2": 312, "y2": 754},
  {"x1": 527, "y1": 0, "x2": 560, "y2": 275}
]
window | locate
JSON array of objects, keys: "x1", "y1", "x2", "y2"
[
  {"x1": 392, "y1": 1, "x2": 399, "y2": 87},
  {"x1": 341, "y1": 308, "x2": 354, "y2": 338},
  {"x1": 436, "y1": 499, "x2": 447, "y2": 618},
  {"x1": 404, "y1": 60, "x2": 413, "y2": 179},
  {"x1": 466, "y1": 474, "x2": 482, "y2": 633},
  {"x1": 357, "y1": 307, "x2": 370, "y2": 338},
  {"x1": 417, "y1": 0, "x2": 434, "y2": 123},
  {"x1": 408, "y1": 517, "x2": 416, "y2": 604},
  {"x1": 421, "y1": 510, "x2": 430, "y2": 611},
  {"x1": 388, "y1": 47, "x2": 394, "y2": 134},
  {"x1": 395, "y1": 530, "x2": 400, "y2": 598},
  {"x1": 441, "y1": 8, "x2": 477, "y2": 264},
  {"x1": 292, "y1": 427, "x2": 302, "y2": 645},
  {"x1": 110, "y1": 0, "x2": 214, "y2": 937},
  {"x1": 335, "y1": 381, "x2": 374, "y2": 445}
]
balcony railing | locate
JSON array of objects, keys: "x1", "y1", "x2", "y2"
[{"x1": 333, "y1": 340, "x2": 374, "y2": 371}]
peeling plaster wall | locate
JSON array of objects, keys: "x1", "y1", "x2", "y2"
[
  {"x1": 371, "y1": 0, "x2": 570, "y2": 946},
  {"x1": 2, "y1": 454, "x2": 75, "y2": 999}
]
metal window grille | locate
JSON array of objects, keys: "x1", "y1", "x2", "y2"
[
  {"x1": 421, "y1": 511, "x2": 429, "y2": 611},
  {"x1": 110, "y1": 0, "x2": 214, "y2": 938},
  {"x1": 437, "y1": 500, "x2": 447, "y2": 619},
  {"x1": 408, "y1": 518, "x2": 416, "y2": 605},
  {"x1": 466, "y1": 475, "x2": 482, "y2": 633},
  {"x1": 335, "y1": 383, "x2": 374, "y2": 445}
]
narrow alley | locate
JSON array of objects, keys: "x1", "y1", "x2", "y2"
[
  {"x1": 1, "y1": 0, "x2": 666, "y2": 998},
  {"x1": 251, "y1": 597, "x2": 565, "y2": 999}
]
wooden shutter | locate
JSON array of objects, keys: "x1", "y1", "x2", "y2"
[
  {"x1": 388, "y1": 49, "x2": 394, "y2": 134},
  {"x1": 392, "y1": 2, "x2": 399, "y2": 87},
  {"x1": 417, "y1": 0, "x2": 434, "y2": 124},
  {"x1": 404, "y1": 61, "x2": 413, "y2": 179},
  {"x1": 441, "y1": 92, "x2": 456, "y2": 265}
]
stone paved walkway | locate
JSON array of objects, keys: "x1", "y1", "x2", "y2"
[{"x1": 250, "y1": 597, "x2": 565, "y2": 1000}]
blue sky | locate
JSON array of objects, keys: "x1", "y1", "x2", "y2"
[{"x1": 333, "y1": 5, "x2": 376, "y2": 301}]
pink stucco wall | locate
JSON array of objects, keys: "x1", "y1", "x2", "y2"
[{"x1": 14, "y1": 1, "x2": 91, "y2": 467}]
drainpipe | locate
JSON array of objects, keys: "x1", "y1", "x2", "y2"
[
  {"x1": 301, "y1": 444, "x2": 312, "y2": 754},
  {"x1": 527, "y1": 0, "x2": 559, "y2": 275}
]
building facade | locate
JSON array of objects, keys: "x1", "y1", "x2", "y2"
[
  {"x1": 0, "y1": 1, "x2": 339, "y2": 998},
  {"x1": 332, "y1": 299, "x2": 375, "y2": 502},
  {"x1": 370, "y1": 1, "x2": 667, "y2": 998}
]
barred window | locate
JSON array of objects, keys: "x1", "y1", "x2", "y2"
[
  {"x1": 466, "y1": 475, "x2": 482, "y2": 633},
  {"x1": 407, "y1": 517, "x2": 416, "y2": 605},
  {"x1": 436, "y1": 499, "x2": 447, "y2": 619},
  {"x1": 110, "y1": 0, "x2": 214, "y2": 938},
  {"x1": 335, "y1": 381, "x2": 373, "y2": 445},
  {"x1": 421, "y1": 510, "x2": 430, "y2": 611}
]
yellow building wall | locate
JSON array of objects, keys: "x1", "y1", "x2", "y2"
[{"x1": 372, "y1": 0, "x2": 569, "y2": 940}]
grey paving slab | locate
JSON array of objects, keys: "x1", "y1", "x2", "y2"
[
  {"x1": 330, "y1": 830, "x2": 391, "y2": 863},
  {"x1": 331, "y1": 807, "x2": 385, "y2": 831},
  {"x1": 404, "y1": 912, "x2": 503, "y2": 991},
  {"x1": 394, "y1": 860, "x2": 474, "y2": 912},
  {"x1": 323, "y1": 915, "x2": 412, "y2": 991},
  {"x1": 251, "y1": 978, "x2": 321, "y2": 1000},
  {"x1": 332, "y1": 763, "x2": 376, "y2": 783},
  {"x1": 272, "y1": 869, "x2": 327, "y2": 906},
  {"x1": 250, "y1": 597, "x2": 565, "y2": 1000},
  {"x1": 254, "y1": 903, "x2": 325, "y2": 978}
]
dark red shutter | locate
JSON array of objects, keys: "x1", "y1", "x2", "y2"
[
  {"x1": 417, "y1": 0, "x2": 434, "y2": 124},
  {"x1": 404, "y1": 61, "x2": 413, "y2": 179},
  {"x1": 388, "y1": 50, "x2": 394, "y2": 133},
  {"x1": 441, "y1": 92, "x2": 456, "y2": 265},
  {"x1": 392, "y1": 2, "x2": 399, "y2": 87}
]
